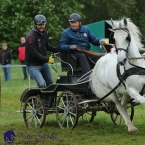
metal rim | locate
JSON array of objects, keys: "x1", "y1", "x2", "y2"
[
  {"x1": 23, "y1": 96, "x2": 46, "y2": 128},
  {"x1": 56, "y1": 90, "x2": 78, "y2": 129},
  {"x1": 108, "y1": 101, "x2": 134, "y2": 125}
]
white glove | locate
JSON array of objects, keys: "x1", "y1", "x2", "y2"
[
  {"x1": 99, "y1": 39, "x2": 106, "y2": 45},
  {"x1": 69, "y1": 45, "x2": 78, "y2": 50}
]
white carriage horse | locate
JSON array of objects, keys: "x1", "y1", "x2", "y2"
[{"x1": 91, "y1": 17, "x2": 145, "y2": 134}]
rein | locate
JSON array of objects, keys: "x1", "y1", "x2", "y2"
[
  {"x1": 76, "y1": 44, "x2": 114, "y2": 64},
  {"x1": 76, "y1": 43, "x2": 116, "y2": 57},
  {"x1": 128, "y1": 55, "x2": 145, "y2": 60},
  {"x1": 77, "y1": 46, "x2": 107, "y2": 57}
]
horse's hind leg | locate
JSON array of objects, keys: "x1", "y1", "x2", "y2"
[
  {"x1": 110, "y1": 93, "x2": 137, "y2": 134},
  {"x1": 120, "y1": 95, "x2": 130, "y2": 108}
]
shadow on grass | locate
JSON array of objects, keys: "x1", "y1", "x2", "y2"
[{"x1": 43, "y1": 116, "x2": 129, "y2": 135}]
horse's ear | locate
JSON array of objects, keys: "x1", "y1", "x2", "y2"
[
  {"x1": 123, "y1": 17, "x2": 127, "y2": 27},
  {"x1": 111, "y1": 18, "x2": 115, "y2": 28}
]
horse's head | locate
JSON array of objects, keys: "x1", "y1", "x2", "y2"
[{"x1": 111, "y1": 18, "x2": 131, "y2": 65}]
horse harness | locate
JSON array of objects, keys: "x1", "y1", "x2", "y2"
[
  {"x1": 117, "y1": 62, "x2": 145, "y2": 95},
  {"x1": 96, "y1": 27, "x2": 145, "y2": 102},
  {"x1": 111, "y1": 27, "x2": 145, "y2": 95},
  {"x1": 97, "y1": 62, "x2": 145, "y2": 104}
]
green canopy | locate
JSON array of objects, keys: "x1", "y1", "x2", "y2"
[{"x1": 86, "y1": 20, "x2": 113, "y2": 53}]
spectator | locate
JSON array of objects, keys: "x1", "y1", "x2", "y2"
[
  {"x1": 0, "y1": 43, "x2": 12, "y2": 81},
  {"x1": 17, "y1": 37, "x2": 28, "y2": 80}
]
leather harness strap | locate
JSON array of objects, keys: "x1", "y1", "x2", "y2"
[
  {"x1": 76, "y1": 43, "x2": 113, "y2": 57},
  {"x1": 129, "y1": 55, "x2": 145, "y2": 60},
  {"x1": 77, "y1": 47, "x2": 105, "y2": 56}
]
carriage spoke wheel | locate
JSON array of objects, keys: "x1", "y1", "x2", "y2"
[
  {"x1": 108, "y1": 101, "x2": 134, "y2": 125},
  {"x1": 56, "y1": 90, "x2": 78, "y2": 129},
  {"x1": 78, "y1": 102, "x2": 96, "y2": 123},
  {"x1": 23, "y1": 96, "x2": 46, "y2": 128}
]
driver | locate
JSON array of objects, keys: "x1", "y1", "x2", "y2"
[{"x1": 58, "y1": 13, "x2": 106, "y2": 75}]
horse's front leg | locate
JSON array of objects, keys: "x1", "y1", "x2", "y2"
[
  {"x1": 127, "y1": 87, "x2": 145, "y2": 106},
  {"x1": 110, "y1": 93, "x2": 138, "y2": 134}
]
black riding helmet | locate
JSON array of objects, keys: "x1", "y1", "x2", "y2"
[
  {"x1": 34, "y1": 14, "x2": 46, "y2": 25},
  {"x1": 68, "y1": 13, "x2": 81, "y2": 22}
]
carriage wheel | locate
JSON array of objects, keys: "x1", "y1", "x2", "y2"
[
  {"x1": 23, "y1": 96, "x2": 46, "y2": 128},
  {"x1": 108, "y1": 101, "x2": 134, "y2": 125},
  {"x1": 78, "y1": 102, "x2": 96, "y2": 123},
  {"x1": 56, "y1": 90, "x2": 78, "y2": 129}
]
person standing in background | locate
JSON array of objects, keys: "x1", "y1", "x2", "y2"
[
  {"x1": 17, "y1": 37, "x2": 28, "y2": 80},
  {"x1": 0, "y1": 43, "x2": 12, "y2": 81}
]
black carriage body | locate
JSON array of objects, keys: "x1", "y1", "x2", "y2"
[
  {"x1": 20, "y1": 52, "x2": 93, "y2": 103},
  {"x1": 20, "y1": 51, "x2": 98, "y2": 129}
]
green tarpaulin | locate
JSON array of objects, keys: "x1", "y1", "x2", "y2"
[{"x1": 86, "y1": 20, "x2": 112, "y2": 53}]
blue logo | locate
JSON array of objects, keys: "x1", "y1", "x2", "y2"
[{"x1": 4, "y1": 130, "x2": 15, "y2": 145}]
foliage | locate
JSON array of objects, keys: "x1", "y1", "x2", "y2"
[
  {"x1": 0, "y1": 0, "x2": 145, "y2": 59},
  {"x1": 0, "y1": 0, "x2": 85, "y2": 59}
]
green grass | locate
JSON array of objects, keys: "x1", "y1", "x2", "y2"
[{"x1": 0, "y1": 63, "x2": 145, "y2": 145}]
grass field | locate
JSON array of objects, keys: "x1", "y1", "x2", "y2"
[{"x1": 1, "y1": 62, "x2": 145, "y2": 145}]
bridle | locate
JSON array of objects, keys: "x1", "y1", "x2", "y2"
[
  {"x1": 112, "y1": 27, "x2": 145, "y2": 61},
  {"x1": 113, "y1": 27, "x2": 131, "y2": 55}
]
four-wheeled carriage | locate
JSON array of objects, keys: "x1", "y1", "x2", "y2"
[
  {"x1": 20, "y1": 48, "x2": 135, "y2": 129},
  {"x1": 20, "y1": 51, "x2": 98, "y2": 128}
]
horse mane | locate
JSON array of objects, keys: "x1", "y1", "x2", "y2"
[{"x1": 114, "y1": 18, "x2": 144, "y2": 49}]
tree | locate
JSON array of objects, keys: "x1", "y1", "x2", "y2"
[
  {"x1": 0, "y1": 0, "x2": 145, "y2": 59},
  {"x1": 81, "y1": 0, "x2": 136, "y2": 24},
  {"x1": 0, "y1": 0, "x2": 85, "y2": 59},
  {"x1": 131, "y1": 0, "x2": 145, "y2": 44},
  {"x1": 81, "y1": 0, "x2": 145, "y2": 46}
]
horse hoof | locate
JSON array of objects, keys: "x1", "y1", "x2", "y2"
[{"x1": 129, "y1": 129, "x2": 138, "y2": 135}]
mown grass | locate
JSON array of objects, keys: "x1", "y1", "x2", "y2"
[{"x1": 0, "y1": 63, "x2": 145, "y2": 145}]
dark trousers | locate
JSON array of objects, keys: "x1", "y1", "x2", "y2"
[{"x1": 72, "y1": 51, "x2": 102, "y2": 75}]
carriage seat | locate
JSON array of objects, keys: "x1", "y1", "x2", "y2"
[
  {"x1": 60, "y1": 52, "x2": 82, "y2": 73},
  {"x1": 56, "y1": 52, "x2": 83, "y2": 84}
]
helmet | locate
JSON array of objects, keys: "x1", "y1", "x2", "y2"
[
  {"x1": 34, "y1": 14, "x2": 46, "y2": 25},
  {"x1": 68, "y1": 13, "x2": 81, "y2": 22}
]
